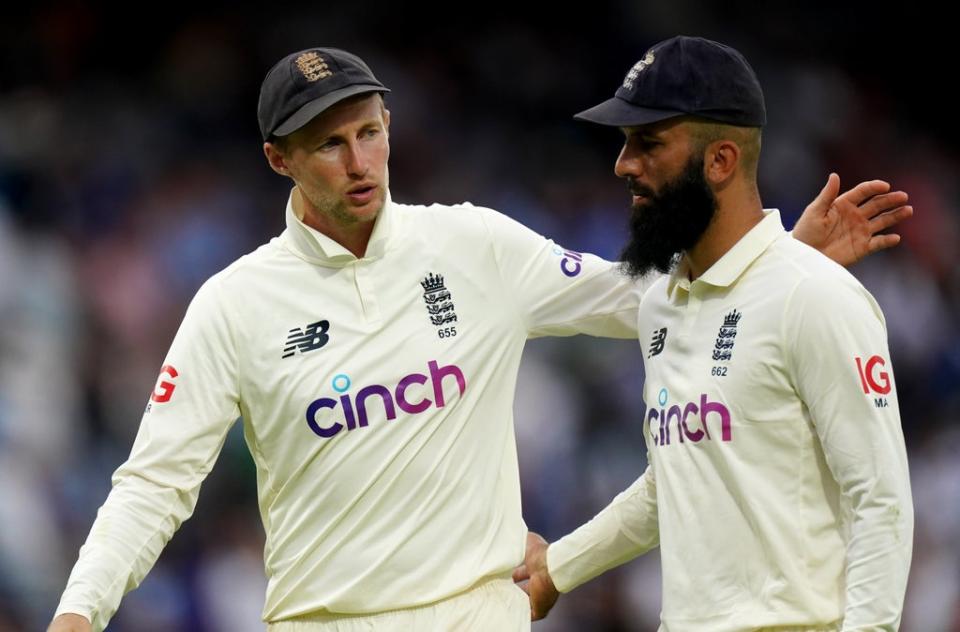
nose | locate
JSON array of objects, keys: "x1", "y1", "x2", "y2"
[
  {"x1": 614, "y1": 142, "x2": 641, "y2": 179},
  {"x1": 344, "y1": 140, "x2": 369, "y2": 178}
]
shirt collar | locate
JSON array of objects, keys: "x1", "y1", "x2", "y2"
[
  {"x1": 281, "y1": 188, "x2": 397, "y2": 266},
  {"x1": 667, "y1": 209, "x2": 785, "y2": 296}
]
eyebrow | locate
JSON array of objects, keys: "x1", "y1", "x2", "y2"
[
  {"x1": 622, "y1": 127, "x2": 662, "y2": 140},
  {"x1": 312, "y1": 119, "x2": 383, "y2": 142}
]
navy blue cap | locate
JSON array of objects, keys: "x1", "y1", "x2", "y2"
[
  {"x1": 575, "y1": 36, "x2": 766, "y2": 128},
  {"x1": 258, "y1": 47, "x2": 390, "y2": 141}
]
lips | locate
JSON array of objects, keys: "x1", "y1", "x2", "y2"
[
  {"x1": 627, "y1": 178, "x2": 653, "y2": 198},
  {"x1": 346, "y1": 184, "x2": 377, "y2": 204}
]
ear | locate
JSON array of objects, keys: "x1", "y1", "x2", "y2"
[
  {"x1": 382, "y1": 106, "x2": 391, "y2": 135},
  {"x1": 704, "y1": 139, "x2": 740, "y2": 185},
  {"x1": 264, "y1": 142, "x2": 293, "y2": 177}
]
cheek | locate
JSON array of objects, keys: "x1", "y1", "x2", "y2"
[
  {"x1": 300, "y1": 160, "x2": 340, "y2": 188},
  {"x1": 374, "y1": 143, "x2": 390, "y2": 173}
]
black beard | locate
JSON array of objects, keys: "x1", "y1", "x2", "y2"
[{"x1": 618, "y1": 155, "x2": 718, "y2": 279}]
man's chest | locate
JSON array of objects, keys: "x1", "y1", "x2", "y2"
[
  {"x1": 229, "y1": 253, "x2": 515, "y2": 436},
  {"x1": 638, "y1": 287, "x2": 802, "y2": 452}
]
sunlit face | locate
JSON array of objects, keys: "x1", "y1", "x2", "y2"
[{"x1": 267, "y1": 93, "x2": 391, "y2": 228}]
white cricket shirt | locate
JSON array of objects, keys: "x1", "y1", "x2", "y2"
[
  {"x1": 549, "y1": 211, "x2": 913, "y2": 632},
  {"x1": 55, "y1": 190, "x2": 649, "y2": 629}
]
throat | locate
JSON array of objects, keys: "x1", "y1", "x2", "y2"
[{"x1": 293, "y1": 187, "x2": 376, "y2": 258}]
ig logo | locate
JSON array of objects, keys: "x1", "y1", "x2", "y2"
[
  {"x1": 855, "y1": 355, "x2": 893, "y2": 409},
  {"x1": 150, "y1": 365, "x2": 179, "y2": 404},
  {"x1": 855, "y1": 355, "x2": 891, "y2": 395}
]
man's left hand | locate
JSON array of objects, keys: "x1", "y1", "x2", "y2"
[
  {"x1": 793, "y1": 173, "x2": 912, "y2": 266},
  {"x1": 513, "y1": 531, "x2": 560, "y2": 621}
]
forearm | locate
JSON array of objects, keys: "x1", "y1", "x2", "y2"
[
  {"x1": 55, "y1": 470, "x2": 200, "y2": 631},
  {"x1": 839, "y1": 476, "x2": 913, "y2": 630},
  {"x1": 548, "y1": 468, "x2": 659, "y2": 592}
]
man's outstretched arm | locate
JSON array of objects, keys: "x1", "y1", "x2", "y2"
[
  {"x1": 514, "y1": 464, "x2": 659, "y2": 621},
  {"x1": 49, "y1": 277, "x2": 241, "y2": 632}
]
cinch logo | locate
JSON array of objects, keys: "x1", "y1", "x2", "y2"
[
  {"x1": 305, "y1": 360, "x2": 467, "y2": 439},
  {"x1": 553, "y1": 246, "x2": 583, "y2": 277},
  {"x1": 647, "y1": 388, "x2": 732, "y2": 446}
]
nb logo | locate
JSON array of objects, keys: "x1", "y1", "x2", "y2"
[
  {"x1": 283, "y1": 320, "x2": 331, "y2": 358},
  {"x1": 648, "y1": 327, "x2": 667, "y2": 358}
]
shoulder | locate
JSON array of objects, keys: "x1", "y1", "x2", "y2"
[
  {"x1": 642, "y1": 273, "x2": 671, "y2": 303},
  {"x1": 766, "y1": 238, "x2": 885, "y2": 328},
  {"x1": 395, "y1": 199, "x2": 520, "y2": 233},
  {"x1": 188, "y1": 237, "x2": 286, "y2": 306},
  {"x1": 398, "y1": 199, "x2": 501, "y2": 224},
  {"x1": 778, "y1": 237, "x2": 875, "y2": 297}
]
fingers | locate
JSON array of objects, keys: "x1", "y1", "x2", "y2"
[
  {"x1": 512, "y1": 564, "x2": 529, "y2": 583},
  {"x1": 836, "y1": 179, "x2": 892, "y2": 207},
  {"x1": 868, "y1": 233, "x2": 902, "y2": 254},
  {"x1": 531, "y1": 601, "x2": 550, "y2": 622},
  {"x1": 857, "y1": 191, "x2": 910, "y2": 219},
  {"x1": 868, "y1": 205, "x2": 913, "y2": 232},
  {"x1": 820, "y1": 172, "x2": 840, "y2": 201},
  {"x1": 807, "y1": 172, "x2": 841, "y2": 216}
]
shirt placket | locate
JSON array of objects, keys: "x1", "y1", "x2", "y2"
[
  {"x1": 680, "y1": 281, "x2": 705, "y2": 338},
  {"x1": 353, "y1": 260, "x2": 382, "y2": 325}
]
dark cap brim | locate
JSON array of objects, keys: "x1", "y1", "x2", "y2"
[
  {"x1": 272, "y1": 84, "x2": 391, "y2": 138},
  {"x1": 573, "y1": 96, "x2": 686, "y2": 127}
]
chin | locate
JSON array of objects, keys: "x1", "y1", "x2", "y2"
[{"x1": 355, "y1": 193, "x2": 386, "y2": 222}]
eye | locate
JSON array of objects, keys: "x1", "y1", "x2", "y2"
[
  {"x1": 317, "y1": 139, "x2": 340, "y2": 151},
  {"x1": 362, "y1": 127, "x2": 380, "y2": 138}
]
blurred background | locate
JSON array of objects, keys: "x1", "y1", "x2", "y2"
[{"x1": 1, "y1": 2, "x2": 957, "y2": 630}]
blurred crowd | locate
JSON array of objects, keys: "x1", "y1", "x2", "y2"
[{"x1": 1, "y1": 3, "x2": 957, "y2": 631}]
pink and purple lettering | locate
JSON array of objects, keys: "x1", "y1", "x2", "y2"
[
  {"x1": 306, "y1": 360, "x2": 467, "y2": 439},
  {"x1": 647, "y1": 388, "x2": 732, "y2": 447}
]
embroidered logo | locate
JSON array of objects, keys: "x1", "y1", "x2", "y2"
[
  {"x1": 283, "y1": 320, "x2": 331, "y2": 358},
  {"x1": 622, "y1": 50, "x2": 656, "y2": 90},
  {"x1": 146, "y1": 365, "x2": 179, "y2": 413},
  {"x1": 296, "y1": 52, "x2": 333, "y2": 82},
  {"x1": 648, "y1": 327, "x2": 668, "y2": 358},
  {"x1": 421, "y1": 272, "x2": 459, "y2": 328},
  {"x1": 552, "y1": 246, "x2": 583, "y2": 277},
  {"x1": 711, "y1": 310, "x2": 741, "y2": 362},
  {"x1": 855, "y1": 354, "x2": 893, "y2": 409}
]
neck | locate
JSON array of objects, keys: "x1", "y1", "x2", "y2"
[
  {"x1": 293, "y1": 187, "x2": 376, "y2": 258},
  {"x1": 685, "y1": 183, "x2": 764, "y2": 280}
]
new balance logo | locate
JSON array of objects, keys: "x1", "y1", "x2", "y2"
[
  {"x1": 648, "y1": 327, "x2": 667, "y2": 358},
  {"x1": 283, "y1": 320, "x2": 331, "y2": 358}
]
